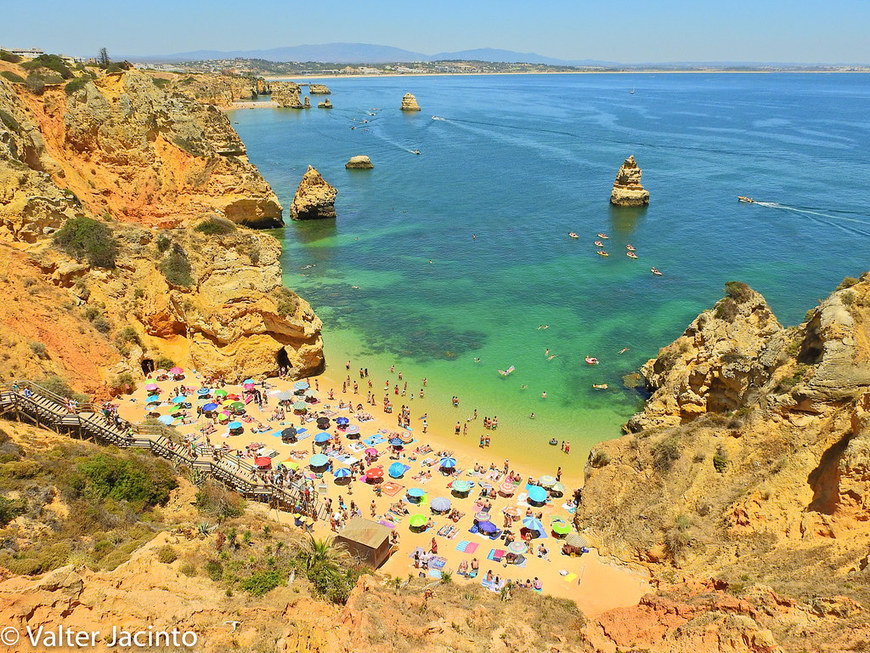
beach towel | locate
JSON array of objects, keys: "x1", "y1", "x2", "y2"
[
  {"x1": 378, "y1": 520, "x2": 396, "y2": 529},
  {"x1": 428, "y1": 568, "x2": 443, "y2": 579},
  {"x1": 430, "y1": 556, "x2": 447, "y2": 570},
  {"x1": 437, "y1": 525, "x2": 452, "y2": 538},
  {"x1": 456, "y1": 541, "x2": 479, "y2": 554},
  {"x1": 364, "y1": 435, "x2": 386, "y2": 446},
  {"x1": 468, "y1": 524, "x2": 479, "y2": 534},
  {"x1": 382, "y1": 482, "x2": 405, "y2": 497},
  {"x1": 563, "y1": 573, "x2": 578, "y2": 583},
  {"x1": 295, "y1": 430, "x2": 312, "y2": 442},
  {"x1": 467, "y1": 569, "x2": 478, "y2": 579},
  {"x1": 487, "y1": 548, "x2": 506, "y2": 562}
]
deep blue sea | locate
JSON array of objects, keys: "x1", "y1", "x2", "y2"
[{"x1": 230, "y1": 73, "x2": 870, "y2": 465}]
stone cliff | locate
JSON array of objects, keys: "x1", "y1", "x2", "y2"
[
  {"x1": 610, "y1": 155, "x2": 649, "y2": 206},
  {"x1": 290, "y1": 165, "x2": 337, "y2": 220},
  {"x1": 577, "y1": 274, "x2": 870, "y2": 651},
  {"x1": 272, "y1": 81, "x2": 304, "y2": 109},
  {"x1": 400, "y1": 92, "x2": 421, "y2": 111},
  {"x1": 164, "y1": 73, "x2": 271, "y2": 108}
]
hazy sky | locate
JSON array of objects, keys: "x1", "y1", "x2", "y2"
[{"x1": 3, "y1": 0, "x2": 868, "y2": 63}]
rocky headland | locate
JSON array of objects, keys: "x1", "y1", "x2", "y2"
[
  {"x1": 400, "y1": 92, "x2": 421, "y2": 111},
  {"x1": 610, "y1": 155, "x2": 650, "y2": 206},
  {"x1": 290, "y1": 165, "x2": 337, "y2": 220}
]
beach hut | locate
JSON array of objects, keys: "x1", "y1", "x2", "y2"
[
  {"x1": 528, "y1": 485, "x2": 548, "y2": 505},
  {"x1": 430, "y1": 497, "x2": 451, "y2": 514},
  {"x1": 388, "y1": 462, "x2": 406, "y2": 479},
  {"x1": 334, "y1": 517, "x2": 392, "y2": 568}
]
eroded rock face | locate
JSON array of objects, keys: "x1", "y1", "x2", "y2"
[
  {"x1": 317, "y1": 98, "x2": 332, "y2": 109},
  {"x1": 345, "y1": 155, "x2": 373, "y2": 169},
  {"x1": 610, "y1": 155, "x2": 650, "y2": 206},
  {"x1": 290, "y1": 165, "x2": 337, "y2": 220},
  {"x1": 400, "y1": 93, "x2": 421, "y2": 111},
  {"x1": 308, "y1": 83, "x2": 331, "y2": 95},
  {"x1": 165, "y1": 74, "x2": 270, "y2": 107},
  {"x1": 272, "y1": 81, "x2": 304, "y2": 108}
]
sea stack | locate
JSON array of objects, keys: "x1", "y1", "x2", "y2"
[
  {"x1": 401, "y1": 93, "x2": 421, "y2": 111},
  {"x1": 318, "y1": 98, "x2": 333, "y2": 109},
  {"x1": 272, "y1": 81, "x2": 304, "y2": 108},
  {"x1": 610, "y1": 155, "x2": 650, "y2": 206},
  {"x1": 291, "y1": 166, "x2": 338, "y2": 220},
  {"x1": 345, "y1": 155, "x2": 374, "y2": 170},
  {"x1": 303, "y1": 96, "x2": 311, "y2": 108},
  {"x1": 308, "y1": 83, "x2": 331, "y2": 95}
]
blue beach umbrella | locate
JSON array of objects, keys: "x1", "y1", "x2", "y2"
[
  {"x1": 336, "y1": 417, "x2": 350, "y2": 426},
  {"x1": 477, "y1": 520, "x2": 498, "y2": 534},
  {"x1": 197, "y1": 388, "x2": 210, "y2": 395},
  {"x1": 243, "y1": 379, "x2": 255, "y2": 385},
  {"x1": 228, "y1": 421, "x2": 242, "y2": 430},
  {"x1": 294, "y1": 381, "x2": 309, "y2": 390},
  {"x1": 157, "y1": 415, "x2": 174, "y2": 425},
  {"x1": 439, "y1": 457, "x2": 457, "y2": 469},
  {"x1": 389, "y1": 438, "x2": 404, "y2": 447},
  {"x1": 451, "y1": 479, "x2": 471, "y2": 494},
  {"x1": 172, "y1": 395, "x2": 186, "y2": 404},
  {"x1": 431, "y1": 497, "x2": 451, "y2": 512},
  {"x1": 309, "y1": 453, "x2": 329, "y2": 468},
  {"x1": 333, "y1": 467, "x2": 352, "y2": 479},
  {"x1": 407, "y1": 488, "x2": 425, "y2": 501},
  {"x1": 314, "y1": 432, "x2": 331, "y2": 444},
  {"x1": 146, "y1": 395, "x2": 160, "y2": 404},
  {"x1": 528, "y1": 486, "x2": 548, "y2": 504},
  {"x1": 388, "y1": 462, "x2": 406, "y2": 478},
  {"x1": 202, "y1": 402, "x2": 218, "y2": 412},
  {"x1": 523, "y1": 517, "x2": 545, "y2": 534}
]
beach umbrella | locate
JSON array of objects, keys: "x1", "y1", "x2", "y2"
[
  {"x1": 477, "y1": 520, "x2": 498, "y2": 534},
  {"x1": 214, "y1": 389, "x2": 228, "y2": 397},
  {"x1": 243, "y1": 383, "x2": 255, "y2": 391},
  {"x1": 197, "y1": 388, "x2": 210, "y2": 395},
  {"x1": 565, "y1": 533, "x2": 587, "y2": 548},
  {"x1": 333, "y1": 467, "x2": 352, "y2": 479},
  {"x1": 409, "y1": 514, "x2": 426, "y2": 529},
  {"x1": 477, "y1": 511, "x2": 490, "y2": 522},
  {"x1": 157, "y1": 414, "x2": 174, "y2": 425},
  {"x1": 171, "y1": 395, "x2": 186, "y2": 404},
  {"x1": 283, "y1": 460, "x2": 300, "y2": 470},
  {"x1": 317, "y1": 416, "x2": 331, "y2": 425},
  {"x1": 388, "y1": 438, "x2": 404, "y2": 447},
  {"x1": 431, "y1": 497, "x2": 451, "y2": 513},
  {"x1": 398, "y1": 431, "x2": 413, "y2": 443},
  {"x1": 346, "y1": 425, "x2": 360, "y2": 435},
  {"x1": 309, "y1": 453, "x2": 329, "y2": 468},
  {"x1": 499, "y1": 481, "x2": 515, "y2": 495},
  {"x1": 275, "y1": 391, "x2": 293, "y2": 401},
  {"x1": 146, "y1": 394, "x2": 160, "y2": 404},
  {"x1": 508, "y1": 541, "x2": 528, "y2": 554},
  {"x1": 254, "y1": 456, "x2": 272, "y2": 469},
  {"x1": 407, "y1": 488, "x2": 425, "y2": 501},
  {"x1": 551, "y1": 519, "x2": 571, "y2": 536},
  {"x1": 550, "y1": 482, "x2": 567, "y2": 496},
  {"x1": 292, "y1": 401, "x2": 307, "y2": 411},
  {"x1": 452, "y1": 479, "x2": 470, "y2": 492},
  {"x1": 439, "y1": 457, "x2": 457, "y2": 469},
  {"x1": 243, "y1": 379, "x2": 255, "y2": 385},
  {"x1": 528, "y1": 486, "x2": 548, "y2": 504},
  {"x1": 523, "y1": 517, "x2": 545, "y2": 534},
  {"x1": 167, "y1": 405, "x2": 180, "y2": 414},
  {"x1": 202, "y1": 402, "x2": 218, "y2": 412},
  {"x1": 364, "y1": 447, "x2": 378, "y2": 457},
  {"x1": 145, "y1": 383, "x2": 159, "y2": 392},
  {"x1": 336, "y1": 417, "x2": 350, "y2": 426},
  {"x1": 170, "y1": 367, "x2": 183, "y2": 375},
  {"x1": 314, "y1": 432, "x2": 331, "y2": 444},
  {"x1": 226, "y1": 393, "x2": 240, "y2": 400},
  {"x1": 388, "y1": 462, "x2": 406, "y2": 478},
  {"x1": 539, "y1": 475, "x2": 557, "y2": 488},
  {"x1": 294, "y1": 381, "x2": 309, "y2": 391},
  {"x1": 503, "y1": 506, "x2": 520, "y2": 518},
  {"x1": 365, "y1": 467, "x2": 384, "y2": 480},
  {"x1": 281, "y1": 426, "x2": 297, "y2": 439}
]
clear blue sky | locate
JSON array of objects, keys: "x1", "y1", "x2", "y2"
[{"x1": 2, "y1": 0, "x2": 868, "y2": 63}]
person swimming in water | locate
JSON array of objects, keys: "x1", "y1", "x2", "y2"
[{"x1": 618, "y1": 347, "x2": 630, "y2": 354}]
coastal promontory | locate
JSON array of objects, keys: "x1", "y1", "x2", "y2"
[
  {"x1": 400, "y1": 92, "x2": 421, "y2": 111},
  {"x1": 291, "y1": 166, "x2": 338, "y2": 220},
  {"x1": 610, "y1": 155, "x2": 650, "y2": 206}
]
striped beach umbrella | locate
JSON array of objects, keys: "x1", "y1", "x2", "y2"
[
  {"x1": 409, "y1": 514, "x2": 426, "y2": 529},
  {"x1": 539, "y1": 475, "x2": 557, "y2": 488},
  {"x1": 431, "y1": 497, "x2": 451, "y2": 512},
  {"x1": 333, "y1": 467, "x2": 352, "y2": 479},
  {"x1": 451, "y1": 479, "x2": 470, "y2": 494},
  {"x1": 197, "y1": 388, "x2": 210, "y2": 395},
  {"x1": 499, "y1": 481, "x2": 515, "y2": 495},
  {"x1": 439, "y1": 457, "x2": 457, "y2": 469},
  {"x1": 551, "y1": 519, "x2": 571, "y2": 536}
]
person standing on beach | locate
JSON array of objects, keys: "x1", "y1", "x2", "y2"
[{"x1": 455, "y1": 422, "x2": 461, "y2": 435}]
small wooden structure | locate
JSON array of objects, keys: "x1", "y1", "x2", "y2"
[{"x1": 335, "y1": 517, "x2": 392, "y2": 568}]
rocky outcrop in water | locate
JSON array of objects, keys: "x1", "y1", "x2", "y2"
[
  {"x1": 272, "y1": 81, "x2": 304, "y2": 108},
  {"x1": 345, "y1": 155, "x2": 373, "y2": 170},
  {"x1": 303, "y1": 96, "x2": 311, "y2": 108},
  {"x1": 291, "y1": 165, "x2": 337, "y2": 220},
  {"x1": 610, "y1": 155, "x2": 650, "y2": 206},
  {"x1": 400, "y1": 92, "x2": 421, "y2": 111},
  {"x1": 317, "y1": 98, "x2": 332, "y2": 109},
  {"x1": 308, "y1": 83, "x2": 331, "y2": 95}
]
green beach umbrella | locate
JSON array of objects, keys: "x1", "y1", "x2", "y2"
[
  {"x1": 167, "y1": 405, "x2": 180, "y2": 414},
  {"x1": 230, "y1": 401, "x2": 245, "y2": 411},
  {"x1": 293, "y1": 402, "x2": 307, "y2": 411},
  {"x1": 551, "y1": 519, "x2": 571, "y2": 535},
  {"x1": 408, "y1": 514, "x2": 426, "y2": 529}
]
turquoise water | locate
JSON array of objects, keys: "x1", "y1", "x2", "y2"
[{"x1": 231, "y1": 73, "x2": 870, "y2": 457}]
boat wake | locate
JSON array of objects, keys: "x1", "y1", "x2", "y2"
[{"x1": 752, "y1": 201, "x2": 870, "y2": 238}]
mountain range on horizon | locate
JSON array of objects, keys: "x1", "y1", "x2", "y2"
[{"x1": 127, "y1": 42, "x2": 616, "y2": 66}]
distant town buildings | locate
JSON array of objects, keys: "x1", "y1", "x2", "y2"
[{"x1": 1, "y1": 47, "x2": 45, "y2": 58}]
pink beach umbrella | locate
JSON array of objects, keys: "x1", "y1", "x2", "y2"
[
  {"x1": 364, "y1": 447, "x2": 378, "y2": 457},
  {"x1": 170, "y1": 367, "x2": 184, "y2": 375}
]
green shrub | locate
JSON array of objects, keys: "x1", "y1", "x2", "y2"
[
  {"x1": 92, "y1": 316, "x2": 112, "y2": 334},
  {"x1": 0, "y1": 496, "x2": 26, "y2": 526},
  {"x1": 24, "y1": 74, "x2": 45, "y2": 95},
  {"x1": 0, "y1": 109, "x2": 20, "y2": 133},
  {"x1": 195, "y1": 485, "x2": 244, "y2": 521},
  {"x1": 22, "y1": 54, "x2": 73, "y2": 79},
  {"x1": 194, "y1": 217, "x2": 236, "y2": 235},
  {"x1": 274, "y1": 287, "x2": 299, "y2": 317},
  {"x1": 714, "y1": 297, "x2": 738, "y2": 322},
  {"x1": 0, "y1": 71, "x2": 24, "y2": 83},
  {"x1": 589, "y1": 449, "x2": 610, "y2": 468},
  {"x1": 34, "y1": 374, "x2": 78, "y2": 399},
  {"x1": 159, "y1": 249, "x2": 193, "y2": 287},
  {"x1": 837, "y1": 276, "x2": 860, "y2": 291},
  {"x1": 180, "y1": 562, "x2": 196, "y2": 577},
  {"x1": 713, "y1": 446, "x2": 729, "y2": 473},
  {"x1": 652, "y1": 438, "x2": 681, "y2": 473},
  {"x1": 73, "y1": 453, "x2": 177, "y2": 507},
  {"x1": 29, "y1": 341, "x2": 47, "y2": 358},
  {"x1": 154, "y1": 356, "x2": 175, "y2": 370},
  {"x1": 0, "y1": 49, "x2": 22, "y2": 63},
  {"x1": 64, "y1": 76, "x2": 89, "y2": 95},
  {"x1": 675, "y1": 514, "x2": 691, "y2": 531},
  {"x1": 205, "y1": 559, "x2": 223, "y2": 581},
  {"x1": 115, "y1": 326, "x2": 141, "y2": 347},
  {"x1": 157, "y1": 545, "x2": 178, "y2": 564},
  {"x1": 724, "y1": 281, "x2": 753, "y2": 303},
  {"x1": 155, "y1": 233, "x2": 172, "y2": 254},
  {"x1": 241, "y1": 569, "x2": 283, "y2": 596},
  {"x1": 53, "y1": 217, "x2": 119, "y2": 268},
  {"x1": 111, "y1": 372, "x2": 136, "y2": 394},
  {"x1": 152, "y1": 77, "x2": 170, "y2": 89}
]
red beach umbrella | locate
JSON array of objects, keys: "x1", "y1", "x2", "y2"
[
  {"x1": 365, "y1": 467, "x2": 384, "y2": 479},
  {"x1": 254, "y1": 457, "x2": 272, "y2": 469}
]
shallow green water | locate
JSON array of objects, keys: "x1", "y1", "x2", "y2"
[{"x1": 231, "y1": 72, "x2": 870, "y2": 457}]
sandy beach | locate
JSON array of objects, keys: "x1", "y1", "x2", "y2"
[{"x1": 117, "y1": 364, "x2": 648, "y2": 616}]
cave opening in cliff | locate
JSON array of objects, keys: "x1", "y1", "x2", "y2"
[
  {"x1": 276, "y1": 347, "x2": 291, "y2": 375},
  {"x1": 141, "y1": 358, "x2": 155, "y2": 375}
]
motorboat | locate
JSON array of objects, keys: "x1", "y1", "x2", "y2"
[
  {"x1": 651, "y1": 267, "x2": 663, "y2": 276},
  {"x1": 569, "y1": 232, "x2": 579, "y2": 239},
  {"x1": 738, "y1": 196, "x2": 754, "y2": 203},
  {"x1": 627, "y1": 252, "x2": 638, "y2": 259},
  {"x1": 597, "y1": 251, "x2": 609, "y2": 257},
  {"x1": 597, "y1": 233, "x2": 609, "y2": 239},
  {"x1": 626, "y1": 244, "x2": 635, "y2": 251}
]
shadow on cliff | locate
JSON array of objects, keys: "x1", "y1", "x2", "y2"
[{"x1": 608, "y1": 204, "x2": 647, "y2": 236}]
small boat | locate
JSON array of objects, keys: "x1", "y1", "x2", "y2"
[
  {"x1": 498, "y1": 365, "x2": 516, "y2": 377},
  {"x1": 412, "y1": 150, "x2": 420, "y2": 155},
  {"x1": 627, "y1": 252, "x2": 638, "y2": 259},
  {"x1": 585, "y1": 356, "x2": 599, "y2": 365},
  {"x1": 738, "y1": 196, "x2": 754, "y2": 203},
  {"x1": 630, "y1": 88, "x2": 635, "y2": 95},
  {"x1": 597, "y1": 233, "x2": 609, "y2": 239},
  {"x1": 592, "y1": 383, "x2": 608, "y2": 390},
  {"x1": 568, "y1": 232, "x2": 579, "y2": 239},
  {"x1": 594, "y1": 240, "x2": 604, "y2": 247},
  {"x1": 597, "y1": 251, "x2": 609, "y2": 257},
  {"x1": 626, "y1": 244, "x2": 635, "y2": 251},
  {"x1": 651, "y1": 267, "x2": 663, "y2": 276}
]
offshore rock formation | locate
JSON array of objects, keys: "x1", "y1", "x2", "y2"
[
  {"x1": 290, "y1": 166, "x2": 337, "y2": 220},
  {"x1": 303, "y1": 96, "x2": 311, "y2": 109},
  {"x1": 1, "y1": 71, "x2": 283, "y2": 229},
  {"x1": 610, "y1": 155, "x2": 650, "y2": 206},
  {"x1": 345, "y1": 155, "x2": 373, "y2": 170},
  {"x1": 577, "y1": 275, "x2": 870, "y2": 651},
  {"x1": 308, "y1": 83, "x2": 331, "y2": 95},
  {"x1": 317, "y1": 98, "x2": 332, "y2": 109},
  {"x1": 272, "y1": 81, "x2": 304, "y2": 109},
  {"x1": 400, "y1": 92, "x2": 421, "y2": 111}
]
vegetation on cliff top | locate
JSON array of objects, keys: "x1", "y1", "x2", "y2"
[{"x1": 53, "y1": 217, "x2": 119, "y2": 268}]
